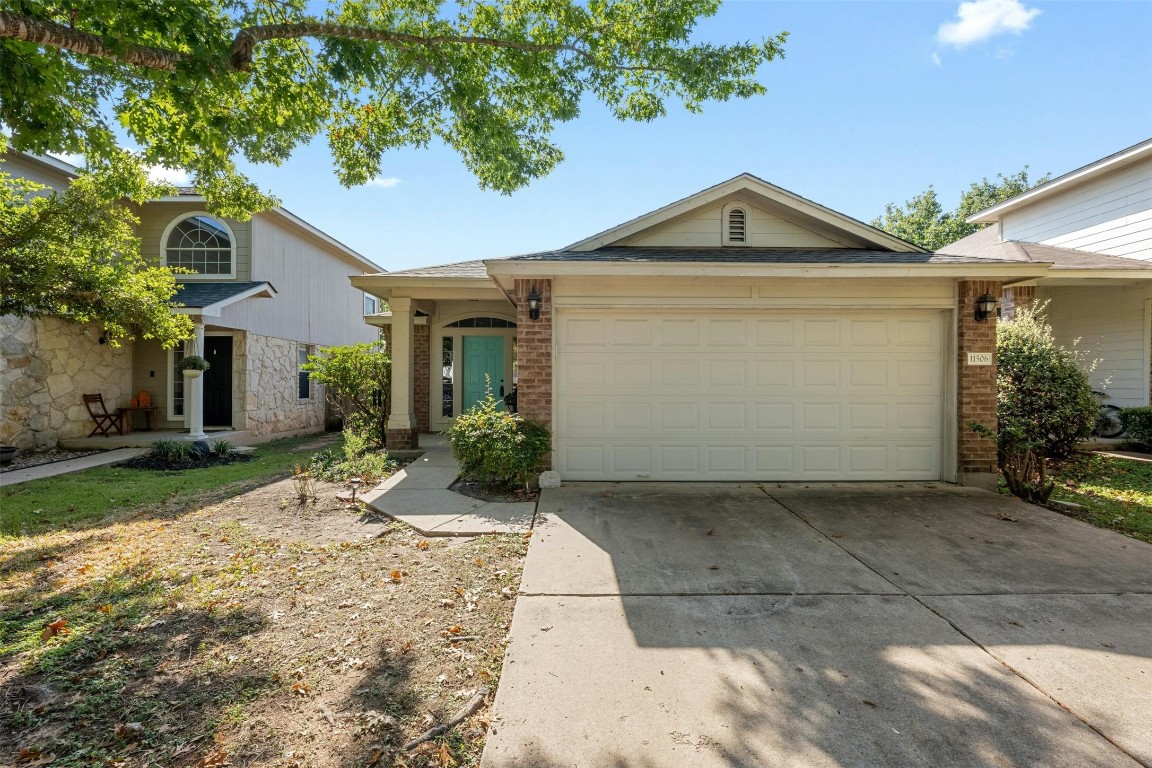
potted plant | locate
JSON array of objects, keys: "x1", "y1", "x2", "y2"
[
  {"x1": 178, "y1": 355, "x2": 210, "y2": 379},
  {"x1": 0, "y1": 445, "x2": 16, "y2": 467}
]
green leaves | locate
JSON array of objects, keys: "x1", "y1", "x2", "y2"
[
  {"x1": 2, "y1": 0, "x2": 786, "y2": 211},
  {"x1": 448, "y1": 382, "x2": 550, "y2": 490}
]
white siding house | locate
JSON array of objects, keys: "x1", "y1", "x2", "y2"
[
  {"x1": 951, "y1": 138, "x2": 1152, "y2": 409},
  {"x1": 1, "y1": 151, "x2": 382, "y2": 449}
]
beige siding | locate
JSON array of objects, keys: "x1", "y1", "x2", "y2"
[
  {"x1": 130, "y1": 339, "x2": 185, "y2": 430},
  {"x1": 217, "y1": 215, "x2": 379, "y2": 346},
  {"x1": 1002, "y1": 156, "x2": 1152, "y2": 260},
  {"x1": 616, "y1": 201, "x2": 846, "y2": 249},
  {"x1": 137, "y1": 201, "x2": 253, "y2": 279},
  {"x1": 1037, "y1": 284, "x2": 1152, "y2": 408},
  {"x1": 553, "y1": 276, "x2": 956, "y2": 308}
]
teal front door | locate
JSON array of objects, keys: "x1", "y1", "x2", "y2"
[{"x1": 462, "y1": 336, "x2": 506, "y2": 410}]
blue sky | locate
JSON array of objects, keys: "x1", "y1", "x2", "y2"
[{"x1": 241, "y1": 0, "x2": 1152, "y2": 270}]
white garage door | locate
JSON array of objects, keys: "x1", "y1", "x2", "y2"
[{"x1": 555, "y1": 310, "x2": 945, "y2": 481}]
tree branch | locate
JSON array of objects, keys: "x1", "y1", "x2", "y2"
[{"x1": 0, "y1": 11, "x2": 665, "y2": 75}]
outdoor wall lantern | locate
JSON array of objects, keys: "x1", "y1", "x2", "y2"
[
  {"x1": 527, "y1": 288, "x2": 541, "y2": 320},
  {"x1": 974, "y1": 293, "x2": 999, "y2": 322}
]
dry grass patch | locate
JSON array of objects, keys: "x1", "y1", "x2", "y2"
[{"x1": 1, "y1": 474, "x2": 529, "y2": 767}]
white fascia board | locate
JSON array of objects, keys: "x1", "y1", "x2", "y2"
[
  {"x1": 968, "y1": 138, "x2": 1152, "y2": 224},
  {"x1": 170, "y1": 282, "x2": 276, "y2": 318},
  {"x1": 484, "y1": 260, "x2": 1050, "y2": 280}
]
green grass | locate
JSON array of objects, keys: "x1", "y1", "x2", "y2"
[
  {"x1": 1049, "y1": 454, "x2": 1152, "y2": 544},
  {"x1": 0, "y1": 435, "x2": 324, "y2": 537}
]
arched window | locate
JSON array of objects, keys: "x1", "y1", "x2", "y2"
[
  {"x1": 445, "y1": 317, "x2": 516, "y2": 328},
  {"x1": 163, "y1": 213, "x2": 235, "y2": 276},
  {"x1": 727, "y1": 207, "x2": 746, "y2": 244}
]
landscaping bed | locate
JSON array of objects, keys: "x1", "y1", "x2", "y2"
[
  {"x1": 116, "y1": 452, "x2": 253, "y2": 471},
  {"x1": 1, "y1": 470, "x2": 528, "y2": 767},
  {"x1": 1046, "y1": 453, "x2": 1152, "y2": 544},
  {"x1": 450, "y1": 479, "x2": 538, "y2": 504}
]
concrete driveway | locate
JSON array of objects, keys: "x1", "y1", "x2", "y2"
[{"x1": 481, "y1": 483, "x2": 1152, "y2": 768}]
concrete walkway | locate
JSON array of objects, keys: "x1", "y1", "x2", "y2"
[
  {"x1": 362, "y1": 434, "x2": 536, "y2": 536},
  {"x1": 483, "y1": 483, "x2": 1152, "y2": 768},
  {"x1": 0, "y1": 448, "x2": 145, "y2": 486}
]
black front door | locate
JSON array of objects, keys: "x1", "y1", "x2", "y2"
[{"x1": 203, "y1": 336, "x2": 233, "y2": 428}]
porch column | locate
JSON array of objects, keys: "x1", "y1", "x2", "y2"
[
  {"x1": 957, "y1": 280, "x2": 1002, "y2": 490},
  {"x1": 386, "y1": 297, "x2": 418, "y2": 449},
  {"x1": 187, "y1": 321, "x2": 206, "y2": 439}
]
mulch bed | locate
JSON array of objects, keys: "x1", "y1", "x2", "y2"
[
  {"x1": 451, "y1": 478, "x2": 539, "y2": 504},
  {"x1": 117, "y1": 453, "x2": 254, "y2": 471}
]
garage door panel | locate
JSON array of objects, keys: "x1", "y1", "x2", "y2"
[{"x1": 556, "y1": 311, "x2": 944, "y2": 481}]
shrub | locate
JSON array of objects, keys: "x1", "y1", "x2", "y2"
[
  {"x1": 302, "y1": 343, "x2": 391, "y2": 446},
  {"x1": 308, "y1": 429, "x2": 396, "y2": 482},
  {"x1": 996, "y1": 306, "x2": 1097, "y2": 460},
  {"x1": 212, "y1": 439, "x2": 234, "y2": 456},
  {"x1": 1121, "y1": 406, "x2": 1152, "y2": 447},
  {"x1": 149, "y1": 439, "x2": 192, "y2": 461},
  {"x1": 448, "y1": 383, "x2": 551, "y2": 490}
]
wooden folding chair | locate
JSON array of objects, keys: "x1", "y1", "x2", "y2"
[{"x1": 83, "y1": 394, "x2": 123, "y2": 437}]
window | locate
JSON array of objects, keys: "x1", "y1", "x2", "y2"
[
  {"x1": 441, "y1": 337, "x2": 454, "y2": 417},
  {"x1": 164, "y1": 213, "x2": 235, "y2": 276},
  {"x1": 445, "y1": 317, "x2": 516, "y2": 328},
  {"x1": 364, "y1": 294, "x2": 378, "y2": 315},
  {"x1": 298, "y1": 344, "x2": 314, "y2": 400},
  {"x1": 726, "y1": 207, "x2": 746, "y2": 244},
  {"x1": 171, "y1": 349, "x2": 186, "y2": 416}
]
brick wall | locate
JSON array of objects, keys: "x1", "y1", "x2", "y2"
[
  {"x1": 515, "y1": 279, "x2": 553, "y2": 468},
  {"x1": 414, "y1": 323, "x2": 430, "y2": 433},
  {"x1": 957, "y1": 280, "x2": 1002, "y2": 488},
  {"x1": 1000, "y1": 285, "x2": 1035, "y2": 321}
]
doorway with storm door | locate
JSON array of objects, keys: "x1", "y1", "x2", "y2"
[{"x1": 462, "y1": 336, "x2": 507, "y2": 410}]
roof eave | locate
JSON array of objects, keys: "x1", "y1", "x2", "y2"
[{"x1": 484, "y1": 260, "x2": 1050, "y2": 280}]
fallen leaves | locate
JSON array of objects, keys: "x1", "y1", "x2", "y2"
[
  {"x1": 291, "y1": 681, "x2": 312, "y2": 697},
  {"x1": 996, "y1": 512, "x2": 1019, "y2": 522},
  {"x1": 390, "y1": 570, "x2": 402, "y2": 583},
  {"x1": 197, "y1": 747, "x2": 229, "y2": 767},
  {"x1": 417, "y1": 539, "x2": 430, "y2": 550},
  {"x1": 40, "y1": 619, "x2": 70, "y2": 642},
  {"x1": 114, "y1": 722, "x2": 145, "y2": 740},
  {"x1": 15, "y1": 747, "x2": 56, "y2": 766}
]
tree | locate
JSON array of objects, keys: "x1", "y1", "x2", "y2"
[
  {"x1": 1, "y1": 0, "x2": 787, "y2": 216},
  {"x1": 873, "y1": 167, "x2": 1050, "y2": 251},
  {"x1": 302, "y1": 342, "x2": 391, "y2": 446},
  {"x1": 0, "y1": 138, "x2": 193, "y2": 346}
]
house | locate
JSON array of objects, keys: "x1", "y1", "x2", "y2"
[
  {"x1": 941, "y1": 138, "x2": 1152, "y2": 409},
  {"x1": 352, "y1": 172, "x2": 1126, "y2": 491},
  {"x1": 0, "y1": 151, "x2": 382, "y2": 450}
]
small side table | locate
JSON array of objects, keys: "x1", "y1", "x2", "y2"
[{"x1": 118, "y1": 406, "x2": 160, "y2": 433}]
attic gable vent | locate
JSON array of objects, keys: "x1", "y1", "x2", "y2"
[{"x1": 727, "y1": 207, "x2": 747, "y2": 244}]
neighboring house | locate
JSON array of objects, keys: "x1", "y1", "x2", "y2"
[
  {"x1": 1, "y1": 151, "x2": 382, "y2": 449},
  {"x1": 941, "y1": 138, "x2": 1152, "y2": 409},
  {"x1": 352, "y1": 172, "x2": 1106, "y2": 491}
]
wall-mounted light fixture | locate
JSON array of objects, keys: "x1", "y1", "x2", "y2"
[
  {"x1": 974, "y1": 293, "x2": 999, "y2": 322},
  {"x1": 527, "y1": 288, "x2": 541, "y2": 321}
]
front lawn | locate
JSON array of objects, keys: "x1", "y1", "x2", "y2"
[
  {"x1": 1, "y1": 468, "x2": 527, "y2": 767},
  {"x1": 1, "y1": 435, "x2": 328, "y2": 536},
  {"x1": 1048, "y1": 454, "x2": 1152, "y2": 544}
]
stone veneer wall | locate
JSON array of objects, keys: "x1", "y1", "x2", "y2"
[
  {"x1": 244, "y1": 332, "x2": 325, "y2": 436},
  {"x1": 957, "y1": 280, "x2": 1002, "y2": 489},
  {"x1": 1, "y1": 316, "x2": 133, "y2": 449}
]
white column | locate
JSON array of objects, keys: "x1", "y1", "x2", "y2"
[
  {"x1": 386, "y1": 297, "x2": 415, "y2": 432},
  {"x1": 187, "y1": 321, "x2": 206, "y2": 439}
]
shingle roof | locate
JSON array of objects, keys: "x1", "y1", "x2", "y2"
[
  {"x1": 381, "y1": 259, "x2": 492, "y2": 278},
  {"x1": 505, "y1": 247, "x2": 1006, "y2": 265},
  {"x1": 171, "y1": 281, "x2": 273, "y2": 308},
  {"x1": 938, "y1": 227, "x2": 1152, "y2": 270}
]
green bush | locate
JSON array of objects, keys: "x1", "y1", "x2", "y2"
[
  {"x1": 1121, "y1": 406, "x2": 1152, "y2": 446},
  {"x1": 309, "y1": 429, "x2": 396, "y2": 482},
  {"x1": 302, "y1": 343, "x2": 391, "y2": 446},
  {"x1": 448, "y1": 384, "x2": 551, "y2": 490},
  {"x1": 212, "y1": 439, "x2": 234, "y2": 456},
  {"x1": 149, "y1": 439, "x2": 192, "y2": 461},
  {"x1": 996, "y1": 306, "x2": 1097, "y2": 460}
]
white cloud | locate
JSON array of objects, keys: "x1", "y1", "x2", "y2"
[
  {"x1": 931, "y1": 52, "x2": 942, "y2": 67},
  {"x1": 146, "y1": 164, "x2": 190, "y2": 185},
  {"x1": 365, "y1": 176, "x2": 402, "y2": 189},
  {"x1": 937, "y1": 0, "x2": 1040, "y2": 48}
]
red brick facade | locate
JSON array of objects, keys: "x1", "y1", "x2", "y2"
[
  {"x1": 414, "y1": 323, "x2": 430, "y2": 433},
  {"x1": 957, "y1": 280, "x2": 1002, "y2": 488},
  {"x1": 515, "y1": 279, "x2": 553, "y2": 468},
  {"x1": 1000, "y1": 285, "x2": 1035, "y2": 321}
]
